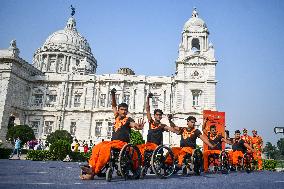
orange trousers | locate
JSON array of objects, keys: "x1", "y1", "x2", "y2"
[
  {"x1": 89, "y1": 140, "x2": 126, "y2": 174},
  {"x1": 228, "y1": 150, "x2": 244, "y2": 166},
  {"x1": 171, "y1": 147, "x2": 194, "y2": 167},
  {"x1": 253, "y1": 150, "x2": 262, "y2": 170},
  {"x1": 137, "y1": 142, "x2": 158, "y2": 166},
  {"x1": 203, "y1": 150, "x2": 221, "y2": 172}
]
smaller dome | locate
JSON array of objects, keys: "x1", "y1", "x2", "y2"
[{"x1": 183, "y1": 8, "x2": 207, "y2": 32}]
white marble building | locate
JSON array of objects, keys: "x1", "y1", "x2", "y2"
[{"x1": 0, "y1": 8, "x2": 217, "y2": 146}]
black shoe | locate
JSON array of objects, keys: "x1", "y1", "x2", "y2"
[{"x1": 97, "y1": 172, "x2": 106, "y2": 177}]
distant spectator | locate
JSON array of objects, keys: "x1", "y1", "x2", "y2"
[
  {"x1": 74, "y1": 139, "x2": 80, "y2": 152},
  {"x1": 83, "y1": 142, "x2": 89, "y2": 154},
  {"x1": 89, "y1": 140, "x2": 94, "y2": 150},
  {"x1": 10, "y1": 137, "x2": 21, "y2": 159},
  {"x1": 36, "y1": 139, "x2": 44, "y2": 150}
]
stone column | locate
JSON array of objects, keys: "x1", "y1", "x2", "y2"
[{"x1": 68, "y1": 83, "x2": 73, "y2": 108}]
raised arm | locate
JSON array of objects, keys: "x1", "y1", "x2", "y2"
[
  {"x1": 202, "y1": 117, "x2": 209, "y2": 133},
  {"x1": 146, "y1": 93, "x2": 153, "y2": 122},
  {"x1": 129, "y1": 118, "x2": 146, "y2": 130},
  {"x1": 111, "y1": 88, "x2": 118, "y2": 115}
]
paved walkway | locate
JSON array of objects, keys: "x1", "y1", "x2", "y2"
[{"x1": 0, "y1": 159, "x2": 283, "y2": 189}]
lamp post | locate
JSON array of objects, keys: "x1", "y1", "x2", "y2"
[{"x1": 274, "y1": 127, "x2": 284, "y2": 134}]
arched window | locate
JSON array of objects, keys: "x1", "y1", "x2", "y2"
[{"x1": 191, "y1": 38, "x2": 200, "y2": 51}]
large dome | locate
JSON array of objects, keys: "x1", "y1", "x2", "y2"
[
  {"x1": 41, "y1": 17, "x2": 92, "y2": 54},
  {"x1": 33, "y1": 16, "x2": 97, "y2": 75},
  {"x1": 183, "y1": 8, "x2": 208, "y2": 32}
]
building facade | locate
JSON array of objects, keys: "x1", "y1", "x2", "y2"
[{"x1": 0, "y1": 8, "x2": 217, "y2": 146}]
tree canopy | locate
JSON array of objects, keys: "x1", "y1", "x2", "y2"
[
  {"x1": 45, "y1": 130, "x2": 73, "y2": 146},
  {"x1": 6, "y1": 125, "x2": 35, "y2": 146}
]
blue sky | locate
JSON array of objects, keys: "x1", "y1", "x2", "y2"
[{"x1": 1, "y1": 0, "x2": 284, "y2": 145}]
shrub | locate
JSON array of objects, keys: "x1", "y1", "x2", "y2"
[
  {"x1": 0, "y1": 148, "x2": 12, "y2": 159},
  {"x1": 45, "y1": 130, "x2": 73, "y2": 146},
  {"x1": 130, "y1": 129, "x2": 145, "y2": 145},
  {"x1": 49, "y1": 140, "x2": 71, "y2": 161},
  {"x1": 26, "y1": 150, "x2": 55, "y2": 161},
  {"x1": 6, "y1": 125, "x2": 35, "y2": 146},
  {"x1": 263, "y1": 159, "x2": 277, "y2": 171},
  {"x1": 70, "y1": 151, "x2": 91, "y2": 162}
]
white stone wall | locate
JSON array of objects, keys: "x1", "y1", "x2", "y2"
[{"x1": 0, "y1": 9, "x2": 218, "y2": 147}]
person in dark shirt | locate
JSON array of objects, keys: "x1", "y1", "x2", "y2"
[
  {"x1": 202, "y1": 118, "x2": 229, "y2": 172},
  {"x1": 80, "y1": 88, "x2": 145, "y2": 180},
  {"x1": 169, "y1": 116, "x2": 214, "y2": 169},
  {"x1": 137, "y1": 93, "x2": 179, "y2": 165},
  {"x1": 227, "y1": 130, "x2": 254, "y2": 167}
]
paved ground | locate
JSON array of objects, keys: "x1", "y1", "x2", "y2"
[{"x1": 0, "y1": 159, "x2": 283, "y2": 189}]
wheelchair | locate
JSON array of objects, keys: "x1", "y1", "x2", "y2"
[
  {"x1": 230, "y1": 151, "x2": 255, "y2": 173},
  {"x1": 242, "y1": 152, "x2": 256, "y2": 173},
  {"x1": 176, "y1": 148, "x2": 203, "y2": 176},
  {"x1": 219, "y1": 150, "x2": 230, "y2": 174},
  {"x1": 207, "y1": 153, "x2": 220, "y2": 173},
  {"x1": 140, "y1": 145, "x2": 175, "y2": 179},
  {"x1": 89, "y1": 143, "x2": 142, "y2": 182}
]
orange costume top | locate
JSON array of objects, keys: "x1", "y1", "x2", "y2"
[
  {"x1": 146, "y1": 120, "x2": 165, "y2": 145},
  {"x1": 241, "y1": 135, "x2": 252, "y2": 145},
  {"x1": 111, "y1": 114, "x2": 134, "y2": 142},
  {"x1": 251, "y1": 135, "x2": 263, "y2": 151}
]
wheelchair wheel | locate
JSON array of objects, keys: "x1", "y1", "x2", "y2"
[
  {"x1": 151, "y1": 145, "x2": 175, "y2": 178},
  {"x1": 243, "y1": 153, "x2": 253, "y2": 173},
  {"x1": 219, "y1": 151, "x2": 230, "y2": 174},
  {"x1": 192, "y1": 149, "x2": 203, "y2": 175},
  {"x1": 118, "y1": 144, "x2": 142, "y2": 180},
  {"x1": 106, "y1": 168, "x2": 112, "y2": 182},
  {"x1": 140, "y1": 167, "x2": 147, "y2": 179}
]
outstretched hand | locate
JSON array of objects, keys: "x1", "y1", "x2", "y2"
[
  {"x1": 137, "y1": 118, "x2": 146, "y2": 129},
  {"x1": 111, "y1": 88, "x2": 117, "y2": 94},
  {"x1": 167, "y1": 114, "x2": 173, "y2": 121},
  {"x1": 148, "y1": 92, "x2": 153, "y2": 98},
  {"x1": 204, "y1": 117, "x2": 209, "y2": 123}
]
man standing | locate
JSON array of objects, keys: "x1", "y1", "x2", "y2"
[
  {"x1": 10, "y1": 137, "x2": 21, "y2": 159},
  {"x1": 241, "y1": 128, "x2": 252, "y2": 146},
  {"x1": 251, "y1": 129, "x2": 263, "y2": 170}
]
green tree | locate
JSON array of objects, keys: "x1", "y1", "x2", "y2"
[
  {"x1": 264, "y1": 142, "x2": 279, "y2": 159},
  {"x1": 130, "y1": 129, "x2": 145, "y2": 145},
  {"x1": 6, "y1": 125, "x2": 35, "y2": 146},
  {"x1": 277, "y1": 138, "x2": 284, "y2": 156},
  {"x1": 45, "y1": 130, "x2": 73, "y2": 146},
  {"x1": 49, "y1": 140, "x2": 71, "y2": 160}
]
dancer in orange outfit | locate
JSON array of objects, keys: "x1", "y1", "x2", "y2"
[
  {"x1": 251, "y1": 129, "x2": 263, "y2": 170},
  {"x1": 227, "y1": 130, "x2": 254, "y2": 168},
  {"x1": 202, "y1": 118, "x2": 230, "y2": 172},
  {"x1": 241, "y1": 128, "x2": 252, "y2": 146},
  {"x1": 80, "y1": 88, "x2": 145, "y2": 180},
  {"x1": 169, "y1": 116, "x2": 214, "y2": 170},
  {"x1": 137, "y1": 93, "x2": 179, "y2": 165}
]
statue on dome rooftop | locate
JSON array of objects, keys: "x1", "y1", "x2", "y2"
[{"x1": 71, "y1": 5, "x2": 75, "y2": 17}]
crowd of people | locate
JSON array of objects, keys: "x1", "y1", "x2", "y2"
[
  {"x1": 71, "y1": 139, "x2": 94, "y2": 153},
  {"x1": 80, "y1": 89, "x2": 264, "y2": 180}
]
